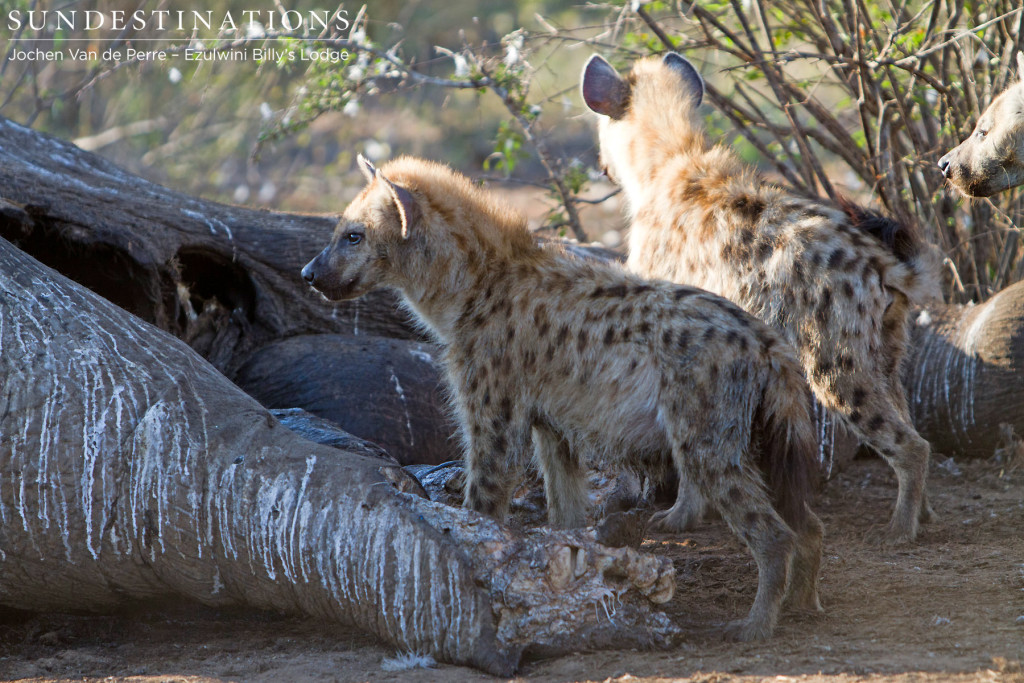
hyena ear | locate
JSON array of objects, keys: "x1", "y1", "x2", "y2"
[
  {"x1": 662, "y1": 52, "x2": 704, "y2": 107},
  {"x1": 581, "y1": 54, "x2": 629, "y2": 119},
  {"x1": 1017, "y1": 52, "x2": 1024, "y2": 83},
  {"x1": 381, "y1": 176, "x2": 420, "y2": 240},
  {"x1": 357, "y1": 153, "x2": 377, "y2": 183}
]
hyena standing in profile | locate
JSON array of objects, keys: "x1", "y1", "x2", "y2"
[
  {"x1": 302, "y1": 155, "x2": 823, "y2": 640},
  {"x1": 939, "y1": 53, "x2": 1024, "y2": 197},
  {"x1": 582, "y1": 53, "x2": 941, "y2": 544}
]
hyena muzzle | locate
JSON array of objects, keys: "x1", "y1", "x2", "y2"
[{"x1": 939, "y1": 52, "x2": 1024, "y2": 197}]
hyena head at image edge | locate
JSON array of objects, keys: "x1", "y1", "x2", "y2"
[
  {"x1": 939, "y1": 52, "x2": 1024, "y2": 197},
  {"x1": 303, "y1": 155, "x2": 823, "y2": 640},
  {"x1": 581, "y1": 52, "x2": 942, "y2": 545}
]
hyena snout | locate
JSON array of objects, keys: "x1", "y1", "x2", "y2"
[
  {"x1": 301, "y1": 246, "x2": 330, "y2": 286},
  {"x1": 937, "y1": 152, "x2": 953, "y2": 178}
]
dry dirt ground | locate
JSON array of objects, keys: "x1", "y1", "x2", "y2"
[{"x1": 1, "y1": 455, "x2": 1023, "y2": 683}]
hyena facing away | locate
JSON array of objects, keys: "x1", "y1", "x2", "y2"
[
  {"x1": 302, "y1": 155, "x2": 823, "y2": 640},
  {"x1": 939, "y1": 53, "x2": 1024, "y2": 197},
  {"x1": 582, "y1": 53, "x2": 941, "y2": 545}
]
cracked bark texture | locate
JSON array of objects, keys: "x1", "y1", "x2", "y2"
[{"x1": 0, "y1": 237, "x2": 678, "y2": 675}]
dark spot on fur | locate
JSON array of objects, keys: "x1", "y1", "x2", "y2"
[
  {"x1": 594, "y1": 283, "x2": 628, "y2": 298},
  {"x1": 577, "y1": 328, "x2": 588, "y2": 353},
  {"x1": 867, "y1": 414, "x2": 886, "y2": 432},
  {"x1": 677, "y1": 329, "x2": 691, "y2": 351},
  {"x1": 849, "y1": 410, "x2": 862, "y2": 424},
  {"x1": 619, "y1": 304, "x2": 634, "y2": 318},
  {"x1": 482, "y1": 390, "x2": 491, "y2": 407},
  {"x1": 731, "y1": 195, "x2": 766, "y2": 222},
  {"x1": 557, "y1": 325, "x2": 569, "y2": 346},
  {"x1": 604, "y1": 326, "x2": 616, "y2": 345},
  {"x1": 842, "y1": 281, "x2": 855, "y2": 298},
  {"x1": 851, "y1": 387, "x2": 866, "y2": 408},
  {"x1": 827, "y1": 247, "x2": 847, "y2": 269},
  {"x1": 638, "y1": 321, "x2": 651, "y2": 336},
  {"x1": 662, "y1": 330, "x2": 673, "y2": 345},
  {"x1": 632, "y1": 284, "x2": 653, "y2": 295},
  {"x1": 703, "y1": 327, "x2": 716, "y2": 342},
  {"x1": 674, "y1": 286, "x2": 698, "y2": 300}
]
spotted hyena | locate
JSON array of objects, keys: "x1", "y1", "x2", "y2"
[
  {"x1": 582, "y1": 53, "x2": 941, "y2": 544},
  {"x1": 302, "y1": 155, "x2": 823, "y2": 640},
  {"x1": 939, "y1": 53, "x2": 1024, "y2": 196}
]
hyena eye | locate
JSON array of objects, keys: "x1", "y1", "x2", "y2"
[
  {"x1": 976, "y1": 128, "x2": 988, "y2": 139},
  {"x1": 345, "y1": 232, "x2": 364, "y2": 245}
]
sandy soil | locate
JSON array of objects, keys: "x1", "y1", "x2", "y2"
[{"x1": 2, "y1": 455, "x2": 1023, "y2": 683}]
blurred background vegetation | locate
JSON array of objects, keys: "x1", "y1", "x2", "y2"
[{"x1": 1, "y1": 0, "x2": 1022, "y2": 302}]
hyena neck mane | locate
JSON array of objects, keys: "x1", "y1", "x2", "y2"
[
  {"x1": 612, "y1": 97, "x2": 744, "y2": 213},
  {"x1": 380, "y1": 159, "x2": 542, "y2": 340}
]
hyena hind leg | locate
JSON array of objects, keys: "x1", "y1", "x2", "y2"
[
  {"x1": 667, "y1": 428, "x2": 795, "y2": 641},
  {"x1": 533, "y1": 423, "x2": 589, "y2": 528},
  {"x1": 827, "y1": 373, "x2": 931, "y2": 545},
  {"x1": 785, "y1": 507, "x2": 824, "y2": 613},
  {"x1": 884, "y1": 372, "x2": 937, "y2": 525}
]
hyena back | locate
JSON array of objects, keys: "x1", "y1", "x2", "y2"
[
  {"x1": 302, "y1": 155, "x2": 823, "y2": 640},
  {"x1": 939, "y1": 52, "x2": 1024, "y2": 197},
  {"x1": 583, "y1": 53, "x2": 941, "y2": 544}
]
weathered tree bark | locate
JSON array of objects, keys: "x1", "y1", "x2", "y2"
[
  {"x1": 0, "y1": 115, "x2": 419, "y2": 379},
  {"x1": 1, "y1": 114, "x2": 1023, "y2": 462},
  {"x1": 908, "y1": 285, "x2": 1024, "y2": 459},
  {"x1": 0, "y1": 237, "x2": 678, "y2": 675},
  {"x1": 236, "y1": 335, "x2": 455, "y2": 466}
]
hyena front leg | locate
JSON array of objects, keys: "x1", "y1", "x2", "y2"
[
  {"x1": 532, "y1": 423, "x2": 589, "y2": 528},
  {"x1": 461, "y1": 410, "x2": 532, "y2": 522},
  {"x1": 649, "y1": 474, "x2": 706, "y2": 532}
]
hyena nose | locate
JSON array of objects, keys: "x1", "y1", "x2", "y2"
[
  {"x1": 937, "y1": 154, "x2": 952, "y2": 178},
  {"x1": 301, "y1": 260, "x2": 317, "y2": 285}
]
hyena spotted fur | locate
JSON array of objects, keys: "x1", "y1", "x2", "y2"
[
  {"x1": 302, "y1": 155, "x2": 823, "y2": 640},
  {"x1": 582, "y1": 53, "x2": 941, "y2": 545}
]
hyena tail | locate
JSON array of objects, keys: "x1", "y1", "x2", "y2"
[
  {"x1": 838, "y1": 198, "x2": 941, "y2": 306},
  {"x1": 756, "y1": 344, "x2": 819, "y2": 531}
]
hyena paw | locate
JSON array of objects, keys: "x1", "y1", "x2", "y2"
[
  {"x1": 648, "y1": 501, "x2": 703, "y2": 533},
  {"x1": 865, "y1": 522, "x2": 917, "y2": 547},
  {"x1": 722, "y1": 617, "x2": 772, "y2": 642},
  {"x1": 918, "y1": 498, "x2": 938, "y2": 524}
]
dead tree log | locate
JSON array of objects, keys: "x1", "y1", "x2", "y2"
[
  {"x1": 0, "y1": 237, "x2": 678, "y2": 675},
  {"x1": 235, "y1": 335, "x2": 455, "y2": 466},
  {"x1": 908, "y1": 285, "x2": 1024, "y2": 459},
  {"x1": 0, "y1": 115, "x2": 418, "y2": 379}
]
